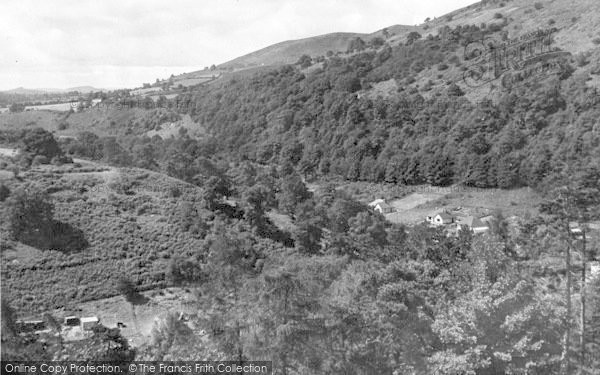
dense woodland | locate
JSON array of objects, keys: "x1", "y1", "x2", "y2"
[{"x1": 2, "y1": 14, "x2": 600, "y2": 375}]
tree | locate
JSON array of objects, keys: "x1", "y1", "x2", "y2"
[
  {"x1": 293, "y1": 220, "x2": 322, "y2": 255},
  {"x1": 335, "y1": 74, "x2": 362, "y2": 93},
  {"x1": 21, "y1": 128, "x2": 62, "y2": 159},
  {"x1": 348, "y1": 211, "x2": 388, "y2": 249},
  {"x1": 326, "y1": 197, "x2": 366, "y2": 234},
  {"x1": 0, "y1": 184, "x2": 10, "y2": 202},
  {"x1": 7, "y1": 187, "x2": 55, "y2": 248},
  {"x1": 540, "y1": 164, "x2": 600, "y2": 373},
  {"x1": 251, "y1": 256, "x2": 342, "y2": 374},
  {"x1": 116, "y1": 277, "x2": 138, "y2": 302},
  {"x1": 446, "y1": 82, "x2": 465, "y2": 96},
  {"x1": 297, "y1": 54, "x2": 313, "y2": 68},
  {"x1": 242, "y1": 185, "x2": 270, "y2": 231},
  {"x1": 203, "y1": 175, "x2": 231, "y2": 210},
  {"x1": 277, "y1": 174, "x2": 311, "y2": 215},
  {"x1": 198, "y1": 228, "x2": 258, "y2": 363},
  {"x1": 1, "y1": 298, "x2": 17, "y2": 338},
  {"x1": 150, "y1": 313, "x2": 194, "y2": 360},
  {"x1": 347, "y1": 37, "x2": 367, "y2": 52},
  {"x1": 102, "y1": 137, "x2": 132, "y2": 167},
  {"x1": 9, "y1": 103, "x2": 25, "y2": 113},
  {"x1": 430, "y1": 240, "x2": 564, "y2": 374},
  {"x1": 406, "y1": 31, "x2": 422, "y2": 45}
]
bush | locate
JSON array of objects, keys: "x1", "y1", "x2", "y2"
[
  {"x1": 21, "y1": 128, "x2": 62, "y2": 159},
  {"x1": 592, "y1": 37, "x2": 600, "y2": 45},
  {"x1": 0, "y1": 184, "x2": 10, "y2": 202},
  {"x1": 494, "y1": 13, "x2": 503, "y2": 19},
  {"x1": 116, "y1": 277, "x2": 137, "y2": 301},
  {"x1": 438, "y1": 63, "x2": 449, "y2": 71},
  {"x1": 7, "y1": 188, "x2": 54, "y2": 246},
  {"x1": 50, "y1": 155, "x2": 72, "y2": 165},
  {"x1": 548, "y1": 19, "x2": 555, "y2": 25},
  {"x1": 57, "y1": 122, "x2": 69, "y2": 130},
  {"x1": 169, "y1": 186, "x2": 182, "y2": 198},
  {"x1": 575, "y1": 53, "x2": 590, "y2": 67},
  {"x1": 534, "y1": 2, "x2": 543, "y2": 10},
  {"x1": 31, "y1": 155, "x2": 49, "y2": 166}
]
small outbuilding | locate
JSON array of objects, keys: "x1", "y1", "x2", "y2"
[
  {"x1": 64, "y1": 316, "x2": 80, "y2": 326},
  {"x1": 456, "y1": 215, "x2": 489, "y2": 234},
  {"x1": 368, "y1": 199, "x2": 395, "y2": 214},
  {"x1": 80, "y1": 316, "x2": 99, "y2": 331}
]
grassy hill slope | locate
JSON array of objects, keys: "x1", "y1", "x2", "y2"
[{"x1": 0, "y1": 162, "x2": 210, "y2": 314}]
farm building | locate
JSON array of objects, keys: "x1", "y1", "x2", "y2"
[
  {"x1": 427, "y1": 211, "x2": 454, "y2": 226},
  {"x1": 455, "y1": 216, "x2": 489, "y2": 234},
  {"x1": 368, "y1": 199, "x2": 395, "y2": 214},
  {"x1": 16, "y1": 320, "x2": 46, "y2": 333},
  {"x1": 80, "y1": 316, "x2": 99, "y2": 331},
  {"x1": 64, "y1": 316, "x2": 80, "y2": 326}
]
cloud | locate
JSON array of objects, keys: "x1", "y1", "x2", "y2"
[{"x1": 0, "y1": 0, "x2": 477, "y2": 90}]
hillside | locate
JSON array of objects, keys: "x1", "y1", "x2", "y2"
[
  {"x1": 171, "y1": 0, "x2": 600, "y2": 193},
  {"x1": 3, "y1": 0, "x2": 600, "y2": 371},
  {"x1": 219, "y1": 32, "x2": 366, "y2": 69},
  {"x1": 217, "y1": 27, "x2": 420, "y2": 70},
  {"x1": 1, "y1": 86, "x2": 107, "y2": 95},
  {"x1": 0, "y1": 161, "x2": 211, "y2": 313}
]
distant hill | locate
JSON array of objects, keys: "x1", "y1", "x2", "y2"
[
  {"x1": 218, "y1": 26, "x2": 420, "y2": 70},
  {"x1": 3, "y1": 86, "x2": 108, "y2": 94}
]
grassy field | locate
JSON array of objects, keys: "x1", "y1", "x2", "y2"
[
  {"x1": 308, "y1": 178, "x2": 542, "y2": 225},
  {"x1": 383, "y1": 186, "x2": 542, "y2": 224}
]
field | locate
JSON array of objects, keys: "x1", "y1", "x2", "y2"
[
  {"x1": 384, "y1": 186, "x2": 542, "y2": 224},
  {"x1": 25, "y1": 102, "x2": 74, "y2": 112}
]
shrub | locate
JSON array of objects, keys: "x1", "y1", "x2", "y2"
[
  {"x1": 534, "y1": 2, "x2": 543, "y2": 10},
  {"x1": 494, "y1": 13, "x2": 503, "y2": 19},
  {"x1": 21, "y1": 128, "x2": 62, "y2": 159},
  {"x1": 438, "y1": 63, "x2": 449, "y2": 71},
  {"x1": 50, "y1": 155, "x2": 72, "y2": 165},
  {"x1": 7, "y1": 187, "x2": 55, "y2": 246},
  {"x1": 0, "y1": 184, "x2": 10, "y2": 201},
  {"x1": 592, "y1": 37, "x2": 600, "y2": 45},
  {"x1": 116, "y1": 277, "x2": 137, "y2": 301},
  {"x1": 575, "y1": 53, "x2": 590, "y2": 67},
  {"x1": 169, "y1": 186, "x2": 182, "y2": 198},
  {"x1": 57, "y1": 122, "x2": 69, "y2": 130},
  {"x1": 548, "y1": 19, "x2": 555, "y2": 25},
  {"x1": 31, "y1": 155, "x2": 49, "y2": 165}
]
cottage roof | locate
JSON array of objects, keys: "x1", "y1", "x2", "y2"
[
  {"x1": 368, "y1": 198, "x2": 386, "y2": 207},
  {"x1": 437, "y1": 212, "x2": 454, "y2": 221}
]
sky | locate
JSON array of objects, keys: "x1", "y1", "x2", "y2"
[{"x1": 0, "y1": 0, "x2": 478, "y2": 90}]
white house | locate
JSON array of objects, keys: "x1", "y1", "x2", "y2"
[
  {"x1": 368, "y1": 199, "x2": 395, "y2": 214},
  {"x1": 427, "y1": 211, "x2": 454, "y2": 226},
  {"x1": 80, "y1": 316, "x2": 99, "y2": 331}
]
